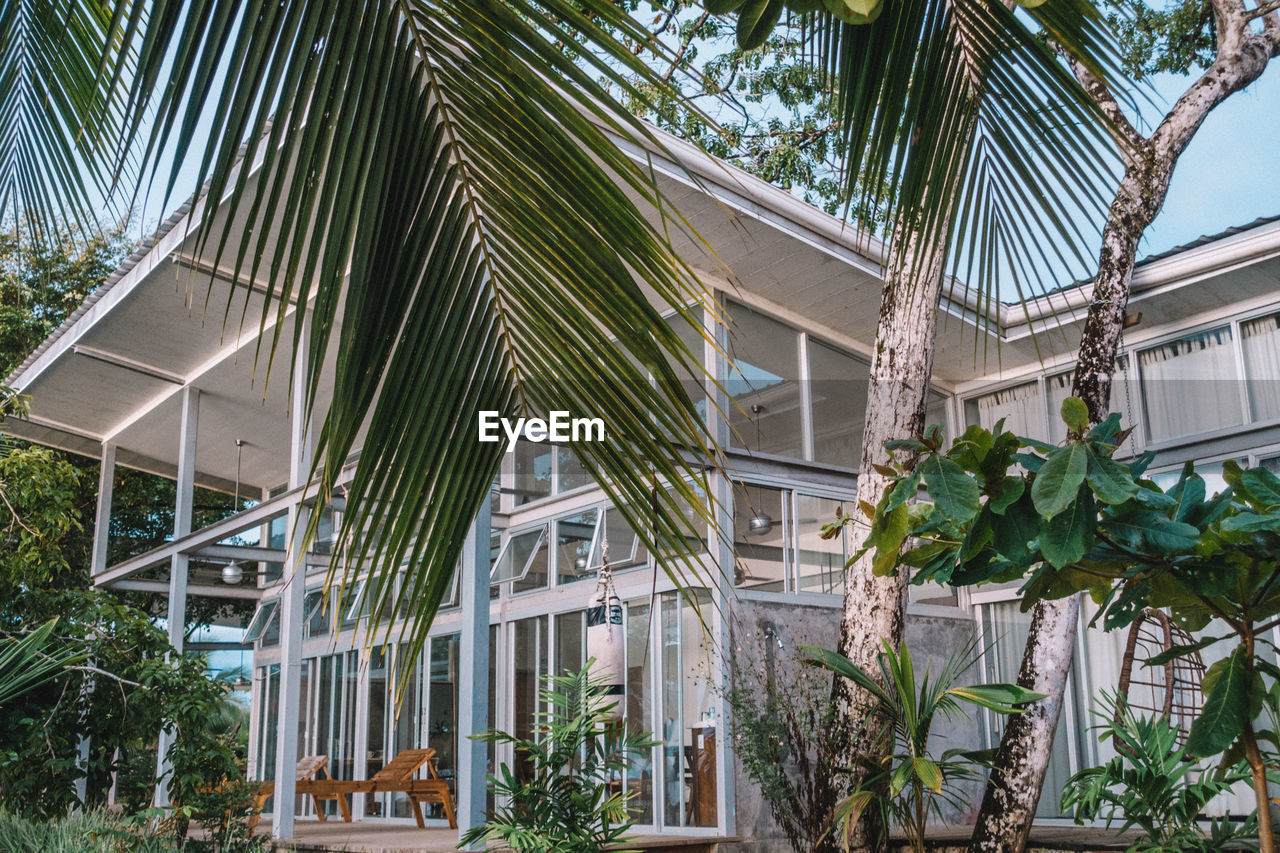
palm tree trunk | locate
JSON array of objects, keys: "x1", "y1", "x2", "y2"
[
  {"x1": 970, "y1": 12, "x2": 1279, "y2": 848},
  {"x1": 834, "y1": 220, "x2": 948, "y2": 852}
]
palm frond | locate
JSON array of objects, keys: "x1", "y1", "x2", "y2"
[
  {"x1": 812, "y1": 0, "x2": 1126, "y2": 314},
  {"x1": 112, "y1": 0, "x2": 726, "y2": 662},
  {"x1": 0, "y1": 0, "x2": 132, "y2": 237},
  {"x1": 0, "y1": 619, "x2": 85, "y2": 708}
]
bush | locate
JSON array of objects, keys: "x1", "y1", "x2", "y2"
[
  {"x1": 461, "y1": 663, "x2": 656, "y2": 853},
  {"x1": 0, "y1": 809, "x2": 171, "y2": 853}
]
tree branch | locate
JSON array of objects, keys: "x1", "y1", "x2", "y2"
[
  {"x1": 1067, "y1": 58, "x2": 1146, "y2": 162},
  {"x1": 1246, "y1": 0, "x2": 1280, "y2": 20}
]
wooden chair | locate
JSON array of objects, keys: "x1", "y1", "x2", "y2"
[
  {"x1": 249, "y1": 754, "x2": 340, "y2": 832},
  {"x1": 297, "y1": 747, "x2": 457, "y2": 829}
]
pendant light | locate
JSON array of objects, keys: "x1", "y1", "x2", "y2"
[
  {"x1": 747, "y1": 404, "x2": 773, "y2": 535},
  {"x1": 222, "y1": 439, "x2": 246, "y2": 585}
]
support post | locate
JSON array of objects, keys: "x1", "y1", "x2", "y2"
[
  {"x1": 457, "y1": 495, "x2": 492, "y2": 847},
  {"x1": 90, "y1": 442, "x2": 115, "y2": 577},
  {"x1": 156, "y1": 386, "x2": 199, "y2": 807},
  {"x1": 273, "y1": 339, "x2": 312, "y2": 840}
]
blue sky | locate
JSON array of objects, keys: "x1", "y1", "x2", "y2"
[{"x1": 1134, "y1": 66, "x2": 1280, "y2": 258}]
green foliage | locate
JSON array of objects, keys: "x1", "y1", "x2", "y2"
[
  {"x1": 802, "y1": 639, "x2": 1042, "y2": 853},
  {"x1": 461, "y1": 664, "x2": 657, "y2": 853},
  {"x1": 0, "y1": 619, "x2": 86, "y2": 709},
  {"x1": 1061, "y1": 695, "x2": 1257, "y2": 852},
  {"x1": 0, "y1": 809, "x2": 173, "y2": 853},
  {"x1": 1106, "y1": 0, "x2": 1217, "y2": 78},
  {"x1": 858, "y1": 399, "x2": 1280, "y2": 825},
  {"x1": 723, "y1": 632, "x2": 847, "y2": 853}
]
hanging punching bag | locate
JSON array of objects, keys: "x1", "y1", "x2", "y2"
[{"x1": 586, "y1": 564, "x2": 625, "y2": 718}]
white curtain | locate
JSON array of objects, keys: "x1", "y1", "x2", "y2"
[
  {"x1": 1242, "y1": 313, "x2": 1280, "y2": 422},
  {"x1": 974, "y1": 381, "x2": 1048, "y2": 440},
  {"x1": 1046, "y1": 363, "x2": 1139, "y2": 454},
  {"x1": 1138, "y1": 327, "x2": 1243, "y2": 442}
]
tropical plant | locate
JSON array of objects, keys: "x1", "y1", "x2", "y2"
[
  {"x1": 859, "y1": 398, "x2": 1280, "y2": 850},
  {"x1": 461, "y1": 663, "x2": 656, "y2": 853},
  {"x1": 980, "y1": 0, "x2": 1280, "y2": 840},
  {"x1": 723, "y1": 629, "x2": 848, "y2": 853},
  {"x1": 1061, "y1": 694, "x2": 1258, "y2": 853},
  {"x1": 0, "y1": 808, "x2": 173, "y2": 853},
  {"x1": 802, "y1": 639, "x2": 1043, "y2": 853},
  {"x1": 0, "y1": 619, "x2": 85, "y2": 709}
]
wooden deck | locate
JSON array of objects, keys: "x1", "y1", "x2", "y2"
[{"x1": 255, "y1": 818, "x2": 733, "y2": 852}]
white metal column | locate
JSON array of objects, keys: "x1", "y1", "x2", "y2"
[
  {"x1": 274, "y1": 342, "x2": 312, "y2": 839},
  {"x1": 457, "y1": 497, "x2": 492, "y2": 847},
  {"x1": 90, "y1": 442, "x2": 115, "y2": 578},
  {"x1": 156, "y1": 385, "x2": 199, "y2": 807},
  {"x1": 709, "y1": 302, "x2": 736, "y2": 836}
]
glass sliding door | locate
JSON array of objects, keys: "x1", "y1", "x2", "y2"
[
  {"x1": 364, "y1": 647, "x2": 388, "y2": 816},
  {"x1": 512, "y1": 617, "x2": 548, "y2": 785},
  {"x1": 625, "y1": 601, "x2": 655, "y2": 824},
  {"x1": 256, "y1": 664, "x2": 281, "y2": 811},
  {"x1": 425, "y1": 634, "x2": 460, "y2": 821},
  {"x1": 659, "y1": 592, "x2": 717, "y2": 828}
]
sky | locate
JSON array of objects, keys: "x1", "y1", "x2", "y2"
[{"x1": 1131, "y1": 66, "x2": 1280, "y2": 258}]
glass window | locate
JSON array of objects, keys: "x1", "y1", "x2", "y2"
[
  {"x1": 794, "y1": 494, "x2": 846, "y2": 595},
  {"x1": 1150, "y1": 459, "x2": 1244, "y2": 498},
  {"x1": 726, "y1": 301, "x2": 803, "y2": 459},
  {"x1": 808, "y1": 339, "x2": 868, "y2": 468},
  {"x1": 556, "y1": 446, "x2": 594, "y2": 493},
  {"x1": 732, "y1": 483, "x2": 787, "y2": 591},
  {"x1": 388, "y1": 646, "x2": 422, "y2": 818},
  {"x1": 338, "y1": 579, "x2": 366, "y2": 630},
  {"x1": 1263, "y1": 455, "x2": 1280, "y2": 477},
  {"x1": 1139, "y1": 326, "x2": 1244, "y2": 443},
  {"x1": 512, "y1": 531, "x2": 550, "y2": 595},
  {"x1": 589, "y1": 505, "x2": 648, "y2": 570},
  {"x1": 365, "y1": 647, "x2": 388, "y2": 816},
  {"x1": 303, "y1": 589, "x2": 329, "y2": 637},
  {"x1": 426, "y1": 635, "x2": 460, "y2": 820},
  {"x1": 512, "y1": 616, "x2": 548, "y2": 785},
  {"x1": 513, "y1": 440, "x2": 552, "y2": 505},
  {"x1": 925, "y1": 392, "x2": 950, "y2": 444},
  {"x1": 660, "y1": 591, "x2": 717, "y2": 828},
  {"x1": 257, "y1": 664, "x2": 281, "y2": 804},
  {"x1": 966, "y1": 381, "x2": 1047, "y2": 440},
  {"x1": 555, "y1": 611, "x2": 585, "y2": 676},
  {"x1": 626, "y1": 601, "x2": 655, "y2": 824},
  {"x1": 1046, "y1": 361, "x2": 1137, "y2": 455},
  {"x1": 246, "y1": 599, "x2": 279, "y2": 643},
  {"x1": 490, "y1": 526, "x2": 549, "y2": 585},
  {"x1": 1242, "y1": 314, "x2": 1280, "y2": 423},
  {"x1": 556, "y1": 510, "x2": 599, "y2": 584}
]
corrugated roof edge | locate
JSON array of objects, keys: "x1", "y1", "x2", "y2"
[
  {"x1": 4, "y1": 202, "x2": 193, "y2": 387},
  {"x1": 1026, "y1": 214, "x2": 1280, "y2": 304}
]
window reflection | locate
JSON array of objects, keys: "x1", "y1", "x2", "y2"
[
  {"x1": 794, "y1": 494, "x2": 846, "y2": 595},
  {"x1": 726, "y1": 301, "x2": 803, "y2": 459},
  {"x1": 732, "y1": 482, "x2": 786, "y2": 591},
  {"x1": 808, "y1": 339, "x2": 867, "y2": 468}
]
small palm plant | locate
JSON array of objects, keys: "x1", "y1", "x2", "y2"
[
  {"x1": 803, "y1": 639, "x2": 1042, "y2": 853},
  {"x1": 462, "y1": 663, "x2": 656, "y2": 853},
  {"x1": 1061, "y1": 694, "x2": 1258, "y2": 852}
]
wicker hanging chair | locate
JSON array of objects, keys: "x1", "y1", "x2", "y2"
[{"x1": 1115, "y1": 608, "x2": 1206, "y2": 745}]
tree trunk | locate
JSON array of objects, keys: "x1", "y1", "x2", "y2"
[
  {"x1": 833, "y1": 222, "x2": 948, "y2": 852},
  {"x1": 970, "y1": 12, "x2": 1279, "y2": 849}
]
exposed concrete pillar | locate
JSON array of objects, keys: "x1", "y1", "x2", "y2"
[
  {"x1": 90, "y1": 442, "x2": 115, "y2": 577},
  {"x1": 457, "y1": 496, "x2": 492, "y2": 847},
  {"x1": 156, "y1": 385, "x2": 199, "y2": 807},
  {"x1": 273, "y1": 335, "x2": 312, "y2": 840}
]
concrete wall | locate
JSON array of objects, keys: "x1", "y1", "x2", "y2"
[{"x1": 719, "y1": 598, "x2": 981, "y2": 853}]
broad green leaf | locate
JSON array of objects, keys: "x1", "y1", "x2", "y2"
[
  {"x1": 1039, "y1": 487, "x2": 1095, "y2": 569},
  {"x1": 873, "y1": 503, "x2": 910, "y2": 577},
  {"x1": 1222, "y1": 511, "x2": 1280, "y2": 533},
  {"x1": 920, "y1": 453, "x2": 982, "y2": 523},
  {"x1": 1187, "y1": 647, "x2": 1250, "y2": 757},
  {"x1": 1240, "y1": 467, "x2": 1280, "y2": 510},
  {"x1": 1145, "y1": 636, "x2": 1221, "y2": 667},
  {"x1": 1060, "y1": 396, "x2": 1089, "y2": 435},
  {"x1": 884, "y1": 468, "x2": 923, "y2": 513},
  {"x1": 914, "y1": 757, "x2": 943, "y2": 793},
  {"x1": 1085, "y1": 445, "x2": 1138, "y2": 505},
  {"x1": 949, "y1": 683, "x2": 1045, "y2": 714},
  {"x1": 1032, "y1": 443, "x2": 1088, "y2": 519},
  {"x1": 800, "y1": 645, "x2": 893, "y2": 708},
  {"x1": 705, "y1": 0, "x2": 748, "y2": 11},
  {"x1": 987, "y1": 476, "x2": 1025, "y2": 515},
  {"x1": 737, "y1": 0, "x2": 785, "y2": 50},
  {"x1": 992, "y1": 490, "x2": 1041, "y2": 567}
]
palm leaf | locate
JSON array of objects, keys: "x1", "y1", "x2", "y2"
[
  {"x1": 0, "y1": 619, "x2": 85, "y2": 708},
  {"x1": 810, "y1": 0, "x2": 1126, "y2": 318},
  {"x1": 0, "y1": 0, "x2": 132, "y2": 237},
  {"x1": 106, "y1": 0, "x2": 727, "y2": 663}
]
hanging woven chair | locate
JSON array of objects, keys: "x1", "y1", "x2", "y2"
[{"x1": 1115, "y1": 608, "x2": 1206, "y2": 746}]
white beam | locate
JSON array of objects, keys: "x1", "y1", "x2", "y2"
[
  {"x1": 457, "y1": 497, "x2": 492, "y2": 847},
  {"x1": 109, "y1": 578, "x2": 264, "y2": 601},
  {"x1": 273, "y1": 338, "x2": 312, "y2": 840},
  {"x1": 90, "y1": 443, "x2": 115, "y2": 577},
  {"x1": 156, "y1": 385, "x2": 199, "y2": 808}
]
